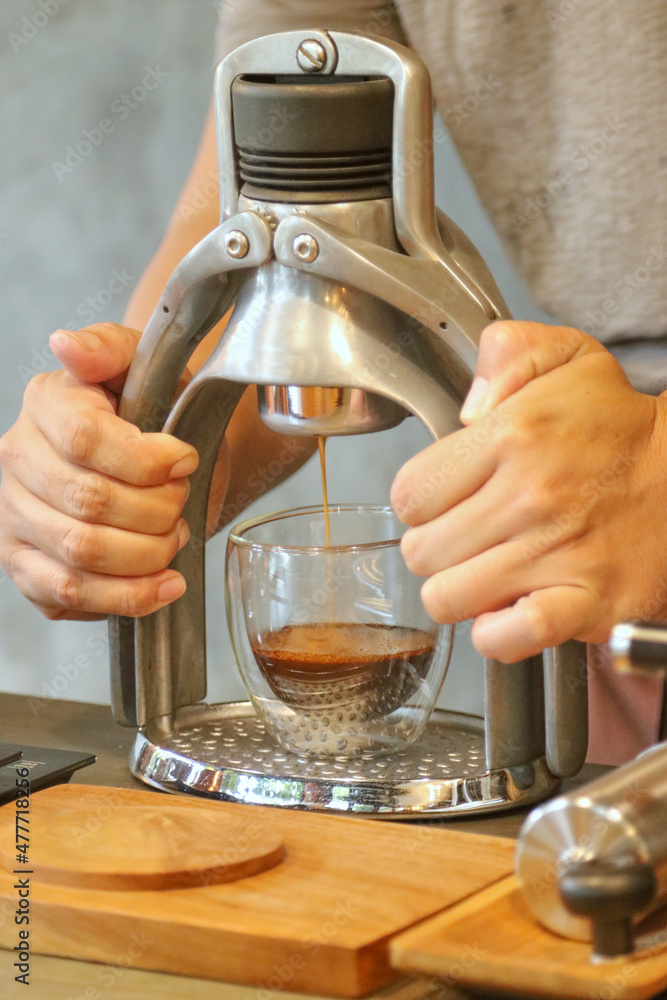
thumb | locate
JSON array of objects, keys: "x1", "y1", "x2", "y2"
[
  {"x1": 460, "y1": 321, "x2": 606, "y2": 424},
  {"x1": 50, "y1": 322, "x2": 141, "y2": 393}
]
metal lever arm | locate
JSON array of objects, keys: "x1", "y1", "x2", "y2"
[
  {"x1": 110, "y1": 211, "x2": 273, "y2": 727},
  {"x1": 274, "y1": 212, "x2": 503, "y2": 399},
  {"x1": 120, "y1": 211, "x2": 273, "y2": 428}
]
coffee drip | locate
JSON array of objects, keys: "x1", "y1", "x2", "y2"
[
  {"x1": 317, "y1": 436, "x2": 331, "y2": 548},
  {"x1": 246, "y1": 436, "x2": 438, "y2": 713}
]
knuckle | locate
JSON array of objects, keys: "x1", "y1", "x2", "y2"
[
  {"x1": 390, "y1": 479, "x2": 409, "y2": 521},
  {"x1": 494, "y1": 410, "x2": 532, "y2": 454},
  {"x1": 159, "y1": 482, "x2": 190, "y2": 529},
  {"x1": 118, "y1": 585, "x2": 155, "y2": 618},
  {"x1": 64, "y1": 472, "x2": 112, "y2": 522},
  {"x1": 480, "y1": 320, "x2": 518, "y2": 353},
  {"x1": 400, "y1": 529, "x2": 425, "y2": 574},
  {"x1": 391, "y1": 471, "x2": 424, "y2": 524},
  {"x1": 23, "y1": 372, "x2": 50, "y2": 407},
  {"x1": 422, "y1": 575, "x2": 463, "y2": 624},
  {"x1": 52, "y1": 567, "x2": 85, "y2": 610},
  {"x1": 0, "y1": 430, "x2": 12, "y2": 468},
  {"x1": 0, "y1": 542, "x2": 20, "y2": 583},
  {"x1": 39, "y1": 604, "x2": 67, "y2": 621},
  {"x1": 516, "y1": 479, "x2": 552, "y2": 520},
  {"x1": 60, "y1": 411, "x2": 101, "y2": 464},
  {"x1": 522, "y1": 597, "x2": 560, "y2": 649},
  {"x1": 61, "y1": 523, "x2": 101, "y2": 570}
]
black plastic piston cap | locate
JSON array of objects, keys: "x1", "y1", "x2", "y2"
[{"x1": 231, "y1": 74, "x2": 394, "y2": 203}]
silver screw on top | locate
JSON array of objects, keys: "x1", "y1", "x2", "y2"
[{"x1": 296, "y1": 39, "x2": 328, "y2": 73}]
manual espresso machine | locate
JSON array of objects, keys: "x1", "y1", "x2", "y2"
[{"x1": 109, "y1": 29, "x2": 588, "y2": 817}]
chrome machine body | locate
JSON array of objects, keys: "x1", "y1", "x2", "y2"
[{"x1": 110, "y1": 29, "x2": 588, "y2": 816}]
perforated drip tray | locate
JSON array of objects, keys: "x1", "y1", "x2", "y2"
[{"x1": 131, "y1": 702, "x2": 559, "y2": 818}]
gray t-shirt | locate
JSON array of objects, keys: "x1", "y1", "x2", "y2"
[{"x1": 217, "y1": 0, "x2": 667, "y2": 355}]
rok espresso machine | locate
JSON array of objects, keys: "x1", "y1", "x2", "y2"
[{"x1": 110, "y1": 29, "x2": 588, "y2": 816}]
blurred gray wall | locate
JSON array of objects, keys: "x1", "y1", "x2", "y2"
[{"x1": 0, "y1": 0, "x2": 553, "y2": 715}]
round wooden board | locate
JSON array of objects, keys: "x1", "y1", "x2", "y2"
[{"x1": 0, "y1": 803, "x2": 285, "y2": 890}]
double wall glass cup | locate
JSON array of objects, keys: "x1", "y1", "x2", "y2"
[{"x1": 226, "y1": 505, "x2": 453, "y2": 757}]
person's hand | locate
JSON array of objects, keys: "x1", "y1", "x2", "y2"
[
  {"x1": 0, "y1": 323, "x2": 199, "y2": 620},
  {"x1": 390, "y1": 321, "x2": 667, "y2": 661}
]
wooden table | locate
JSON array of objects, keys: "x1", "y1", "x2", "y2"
[{"x1": 0, "y1": 692, "x2": 616, "y2": 1000}]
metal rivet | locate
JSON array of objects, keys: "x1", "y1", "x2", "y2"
[
  {"x1": 297, "y1": 39, "x2": 327, "y2": 73},
  {"x1": 292, "y1": 234, "x2": 319, "y2": 262},
  {"x1": 225, "y1": 230, "x2": 249, "y2": 259}
]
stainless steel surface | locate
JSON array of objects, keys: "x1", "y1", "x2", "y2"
[
  {"x1": 292, "y1": 233, "x2": 319, "y2": 262},
  {"x1": 257, "y1": 384, "x2": 407, "y2": 436},
  {"x1": 484, "y1": 656, "x2": 545, "y2": 770},
  {"x1": 296, "y1": 38, "x2": 329, "y2": 74},
  {"x1": 611, "y1": 621, "x2": 635, "y2": 673},
  {"x1": 224, "y1": 229, "x2": 249, "y2": 258},
  {"x1": 543, "y1": 640, "x2": 588, "y2": 777},
  {"x1": 131, "y1": 703, "x2": 561, "y2": 818},
  {"x1": 0, "y1": 692, "x2": 606, "y2": 829},
  {"x1": 214, "y1": 30, "x2": 435, "y2": 247},
  {"x1": 610, "y1": 621, "x2": 667, "y2": 675},
  {"x1": 273, "y1": 211, "x2": 496, "y2": 399},
  {"x1": 229, "y1": 196, "x2": 423, "y2": 438},
  {"x1": 517, "y1": 741, "x2": 667, "y2": 942},
  {"x1": 107, "y1": 28, "x2": 584, "y2": 817}
]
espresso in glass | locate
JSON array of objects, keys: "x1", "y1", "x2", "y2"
[
  {"x1": 250, "y1": 621, "x2": 437, "y2": 716},
  {"x1": 226, "y1": 506, "x2": 451, "y2": 756}
]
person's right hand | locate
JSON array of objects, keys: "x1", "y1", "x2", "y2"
[{"x1": 0, "y1": 323, "x2": 199, "y2": 620}]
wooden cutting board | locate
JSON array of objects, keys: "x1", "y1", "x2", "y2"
[
  {"x1": 391, "y1": 875, "x2": 667, "y2": 999},
  {"x1": 0, "y1": 783, "x2": 514, "y2": 997}
]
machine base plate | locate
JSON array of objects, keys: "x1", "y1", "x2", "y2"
[{"x1": 131, "y1": 702, "x2": 560, "y2": 818}]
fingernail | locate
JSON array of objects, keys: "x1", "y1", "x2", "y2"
[
  {"x1": 157, "y1": 576, "x2": 186, "y2": 603},
  {"x1": 177, "y1": 520, "x2": 190, "y2": 550},
  {"x1": 460, "y1": 376, "x2": 490, "y2": 422},
  {"x1": 49, "y1": 330, "x2": 72, "y2": 352},
  {"x1": 55, "y1": 330, "x2": 102, "y2": 353},
  {"x1": 170, "y1": 452, "x2": 199, "y2": 478}
]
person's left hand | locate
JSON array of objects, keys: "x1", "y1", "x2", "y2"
[{"x1": 390, "y1": 321, "x2": 667, "y2": 662}]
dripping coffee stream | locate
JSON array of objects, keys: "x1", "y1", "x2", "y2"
[
  {"x1": 318, "y1": 436, "x2": 331, "y2": 548},
  {"x1": 247, "y1": 435, "x2": 438, "y2": 747}
]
